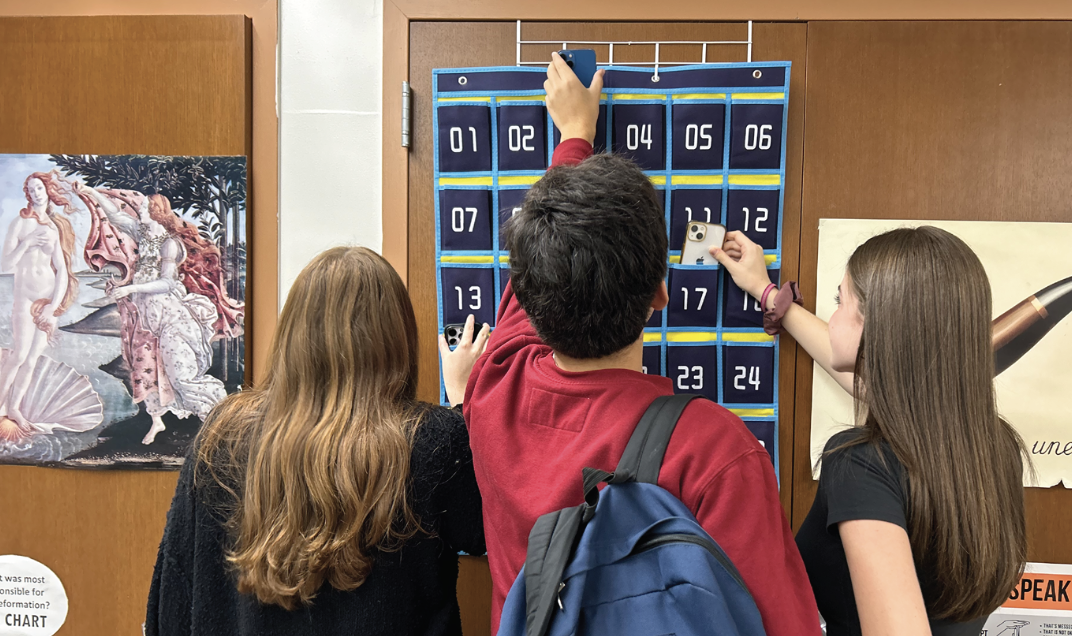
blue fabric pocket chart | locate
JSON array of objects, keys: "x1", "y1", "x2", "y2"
[{"x1": 433, "y1": 63, "x2": 791, "y2": 480}]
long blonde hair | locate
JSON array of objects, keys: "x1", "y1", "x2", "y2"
[
  {"x1": 196, "y1": 246, "x2": 421, "y2": 609},
  {"x1": 842, "y1": 226, "x2": 1026, "y2": 622}
]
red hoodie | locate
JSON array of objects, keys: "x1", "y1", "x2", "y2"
[{"x1": 464, "y1": 137, "x2": 821, "y2": 635}]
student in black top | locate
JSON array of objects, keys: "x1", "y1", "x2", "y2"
[
  {"x1": 145, "y1": 246, "x2": 491, "y2": 636},
  {"x1": 715, "y1": 227, "x2": 1027, "y2": 636}
]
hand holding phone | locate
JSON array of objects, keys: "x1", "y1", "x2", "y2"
[
  {"x1": 556, "y1": 49, "x2": 597, "y2": 88},
  {"x1": 547, "y1": 51, "x2": 603, "y2": 144},
  {"x1": 680, "y1": 221, "x2": 727, "y2": 266}
]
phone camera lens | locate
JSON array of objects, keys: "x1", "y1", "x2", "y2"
[{"x1": 691, "y1": 225, "x2": 699, "y2": 232}]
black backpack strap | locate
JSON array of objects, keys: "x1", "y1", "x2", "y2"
[
  {"x1": 524, "y1": 504, "x2": 585, "y2": 636},
  {"x1": 615, "y1": 394, "x2": 699, "y2": 484},
  {"x1": 579, "y1": 394, "x2": 699, "y2": 520}
]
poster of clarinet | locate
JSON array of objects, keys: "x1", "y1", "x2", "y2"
[
  {"x1": 0, "y1": 154, "x2": 246, "y2": 469},
  {"x1": 811, "y1": 219, "x2": 1072, "y2": 488}
]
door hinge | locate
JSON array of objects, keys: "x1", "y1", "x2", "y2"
[{"x1": 401, "y1": 81, "x2": 412, "y2": 149}]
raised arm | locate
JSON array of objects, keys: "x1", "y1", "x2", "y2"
[
  {"x1": 78, "y1": 184, "x2": 138, "y2": 237},
  {"x1": 713, "y1": 231, "x2": 855, "y2": 394}
]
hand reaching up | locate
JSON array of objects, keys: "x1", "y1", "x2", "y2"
[{"x1": 545, "y1": 52, "x2": 604, "y2": 145}]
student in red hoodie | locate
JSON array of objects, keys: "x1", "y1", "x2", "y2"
[{"x1": 464, "y1": 53, "x2": 821, "y2": 635}]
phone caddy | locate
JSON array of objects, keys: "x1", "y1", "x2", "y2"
[{"x1": 432, "y1": 62, "x2": 791, "y2": 481}]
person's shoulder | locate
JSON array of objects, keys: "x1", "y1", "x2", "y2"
[
  {"x1": 408, "y1": 402, "x2": 472, "y2": 503},
  {"x1": 821, "y1": 428, "x2": 902, "y2": 481},
  {"x1": 410, "y1": 403, "x2": 469, "y2": 466},
  {"x1": 675, "y1": 397, "x2": 766, "y2": 459}
]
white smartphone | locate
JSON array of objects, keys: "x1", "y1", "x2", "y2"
[{"x1": 680, "y1": 221, "x2": 727, "y2": 266}]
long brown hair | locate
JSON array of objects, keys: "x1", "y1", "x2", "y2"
[
  {"x1": 21, "y1": 172, "x2": 79, "y2": 320},
  {"x1": 196, "y1": 246, "x2": 421, "y2": 609},
  {"x1": 842, "y1": 226, "x2": 1026, "y2": 622}
]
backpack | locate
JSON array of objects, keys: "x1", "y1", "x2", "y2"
[{"x1": 498, "y1": 394, "x2": 767, "y2": 636}]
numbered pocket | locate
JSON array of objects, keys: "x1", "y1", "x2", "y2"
[
  {"x1": 723, "y1": 268, "x2": 779, "y2": 328},
  {"x1": 498, "y1": 105, "x2": 547, "y2": 171},
  {"x1": 441, "y1": 267, "x2": 496, "y2": 327},
  {"x1": 642, "y1": 344, "x2": 662, "y2": 377},
  {"x1": 722, "y1": 345, "x2": 775, "y2": 404},
  {"x1": 667, "y1": 267, "x2": 720, "y2": 328},
  {"x1": 554, "y1": 104, "x2": 608, "y2": 153},
  {"x1": 498, "y1": 265, "x2": 510, "y2": 293},
  {"x1": 729, "y1": 104, "x2": 784, "y2": 170},
  {"x1": 726, "y1": 189, "x2": 780, "y2": 250},
  {"x1": 667, "y1": 345, "x2": 719, "y2": 401},
  {"x1": 612, "y1": 104, "x2": 666, "y2": 171},
  {"x1": 438, "y1": 106, "x2": 492, "y2": 173},
  {"x1": 439, "y1": 189, "x2": 492, "y2": 251},
  {"x1": 672, "y1": 103, "x2": 726, "y2": 171},
  {"x1": 744, "y1": 419, "x2": 776, "y2": 464},
  {"x1": 670, "y1": 189, "x2": 723, "y2": 251},
  {"x1": 498, "y1": 188, "x2": 528, "y2": 249}
]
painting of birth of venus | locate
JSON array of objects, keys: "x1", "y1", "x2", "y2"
[{"x1": 0, "y1": 154, "x2": 246, "y2": 469}]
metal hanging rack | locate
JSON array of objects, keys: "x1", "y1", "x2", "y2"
[{"x1": 515, "y1": 20, "x2": 753, "y2": 82}]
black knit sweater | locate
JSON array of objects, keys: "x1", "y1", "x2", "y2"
[{"x1": 145, "y1": 404, "x2": 484, "y2": 636}]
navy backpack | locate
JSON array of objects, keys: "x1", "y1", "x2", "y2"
[{"x1": 498, "y1": 395, "x2": 767, "y2": 636}]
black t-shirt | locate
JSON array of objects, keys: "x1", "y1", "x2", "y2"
[{"x1": 795, "y1": 429, "x2": 985, "y2": 636}]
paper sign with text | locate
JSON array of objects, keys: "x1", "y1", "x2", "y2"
[
  {"x1": 983, "y1": 563, "x2": 1072, "y2": 636},
  {"x1": 0, "y1": 555, "x2": 68, "y2": 636}
]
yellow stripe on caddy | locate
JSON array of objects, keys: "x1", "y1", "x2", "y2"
[
  {"x1": 666, "y1": 332, "x2": 719, "y2": 343},
  {"x1": 437, "y1": 96, "x2": 493, "y2": 102},
  {"x1": 498, "y1": 255, "x2": 510, "y2": 265},
  {"x1": 643, "y1": 332, "x2": 664, "y2": 343},
  {"x1": 722, "y1": 332, "x2": 775, "y2": 343},
  {"x1": 439, "y1": 177, "x2": 493, "y2": 186},
  {"x1": 765, "y1": 254, "x2": 777, "y2": 266},
  {"x1": 730, "y1": 92, "x2": 785, "y2": 100},
  {"x1": 670, "y1": 174, "x2": 723, "y2": 186},
  {"x1": 499, "y1": 175, "x2": 541, "y2": 186},
  {"x1": 668, "y1": 255, "x2": 681, "y2": 264},
  {"x1": 648, "y1": 175, "x2": 667, "y2": 186},
  {"x1": 727, "y1": 174, "x2": 781, "y2": 186},
  {"x1": 440, "y1": 255, "x2": 495, "y2": 264},
  {"x1": 497, "y1": 95, "x2": 546, "y2": 102},
  {"x1": 729, "y1": 408, "x2": 776, "y2": 418},
  {"x1": 674, "y1": 93, "x2": 727, "y2": 100},
  {"x1": 612, "y1": 93, "x2": 668, "y2": 101}
]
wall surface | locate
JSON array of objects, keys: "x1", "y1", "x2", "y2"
[
  {"x1": 278, "y1": 0, "x2": 383, "y2": 303},
  {"x1": 0, "y1": 0, "x2": 279, "y2": 380}
]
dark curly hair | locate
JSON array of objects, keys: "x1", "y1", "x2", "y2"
[{"x1": 505, "y1": 153, "x2": 666, "y2": 359}]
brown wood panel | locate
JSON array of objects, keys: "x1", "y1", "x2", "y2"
[
  {"x1": 393, "y1": 0, "x2": 1072, "y2": 21},
  {"x1": 410, "y1": 21, "x2": 807, "y2": 634},
  {"x1": 796, "y1": 22, "x2": 1072, "y2": 564},
  {"x1": 0, "y1": 15, "x2": 251, "y2": 635}
]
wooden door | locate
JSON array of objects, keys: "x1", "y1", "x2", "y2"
[
  {"x1": 407, "y1": 21, "x2": 807, "y2": 635},
  {"x1": 796, "y1": 21, "x2": 1072, "y2": 562},
  {"x1": 0, "y1": 16, "x2": 251, "y2": 634}
]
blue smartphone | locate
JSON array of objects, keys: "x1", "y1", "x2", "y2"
[{"x1": 557, "y1": 49, "x2": 597, "y2": 88}]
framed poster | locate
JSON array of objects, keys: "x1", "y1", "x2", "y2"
[
  {"x1": 431, "y1": 63, "x2": 791, "y2": 473},
  {"x1": 0, "y1": 154, "x2": 246, "y2": 468}
]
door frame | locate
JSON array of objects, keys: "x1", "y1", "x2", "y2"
[{"x1": 380, "y1": 0, "x2": 1072, "y2": 280}]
